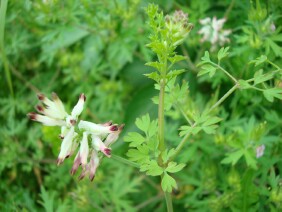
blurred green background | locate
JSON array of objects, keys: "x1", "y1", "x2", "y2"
[{"x1": 0, "y1": 0, "x2": 282, "y2": 211}]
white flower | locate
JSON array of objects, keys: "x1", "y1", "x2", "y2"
[
  {"x1": 256, "y1": 145, "x2": 265, "y2": 158},
  {"x1": 198, "y1": 17, "x2": 231, "y2": 49},
  {"x1": 28, "y1": 92, "x2": 124, "y2": 182}
]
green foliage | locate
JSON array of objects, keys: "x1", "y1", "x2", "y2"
[{"x1": 1, "y1": 0, "x2": 282, "y2": 211}]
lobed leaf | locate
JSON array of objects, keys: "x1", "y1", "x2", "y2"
[{"x1": 161, "y1": 173, "x2": 177, "y2": 192}]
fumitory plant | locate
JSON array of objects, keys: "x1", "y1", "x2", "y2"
[
  {"x1": 124, "y1": 4, "x2": 282, "y2": 211},
  {"x1": 22, "y1": 2, "x2": 282, "y2": 211}
]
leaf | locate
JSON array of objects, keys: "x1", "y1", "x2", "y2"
[
  {"x1": 145, "y1": 61, "x2": 163, "y2": 70},
  {"x1": 124, "y1": 132, "x2": 146, "y2": 147},
  {"x1": 221, "y1": 149, "x2": 244, "y2": 165},
  {"x1": 165, "y1": 162, "x2": 186, "y2": 173},
  {"x1": 244, "y1": 150, "x2": 257, "y2": 169},
  {"x1": 263, "y1": 88, "x2": 282, "y2": 102},
  {"x1": 166, "y1": 69, "x2": 185, "y2": 81},
  {"x1": 249, "y1": 55, "x2": 267, "y2": 66},
  {"x1": 217, "y1": 47, "x2": 230, "y2": 61},
  {"x1": 161, "y1": 173, "x2": 177, "y2": 192},
  {"x1": 197, "y1": 64, "x2": 217, "y2": 77},
  {"x1": 140, "y1": 160, "x2": 163, "y2": 176},
  {"x1": 239, "y1": 80, "x2": 252, "y2": 89},
  {"x1": 201, "y1": 51, "x2": 211, "y2": 62},
  {"x1": 253, "y1": 69, "x2": 274, "y2": 85},
  {"x1": 179, "y1": 125, "x2": 201, "y2": 137},
  {"x1": 202, "y1": 116, "x2": 222, "y2": 126},
  {"x1": 38, "y1": 186, "x2": 54, "y2": 212},
  {"x1": 161, "y1": 148, "x2": 176, "y2": 163},
  {"x1": 126, "y1": 145, "x2": 150, "y2": 163},
  {"x1": 168, "y1": 55, "x2": 186, "y2": 63},
  {"x1": 144, "y1": 71, "x2": 160, "y2": 82},
  {"x1": 135, "y1": 114, "x2": 151, "y2": 134}
]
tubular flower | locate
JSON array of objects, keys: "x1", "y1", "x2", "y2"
[
  {"x1": 198, "y1": 17, "x2": 231, "y2": 50},
  {"x1": 27, "y1": 92, "x2": 124, "y2": 182}
]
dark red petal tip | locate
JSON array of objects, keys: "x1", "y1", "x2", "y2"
[
  {"x1": 57, "y1": 158, "x2": 63, "y2": 166},
  {"x1": 110, "y1": 125, "x2": 118, "y2": 131},
  {"x1": 80, "y1": 93, "x2": 86, "y2": 101},
  {"x1": 104, "y1": 148, "x2": 111, "y2": 156},
  {"x1": 89, "y1": 175, "x2": 95, "y2": 182},
  {"x1": 27, "y1": 112, "x2": 37, "y2": 120},
  {"x1": 37, "y1": 93, "x2": 45, "y2": 101},
  {"x1": 36, "y1": 105, "x2": 44, "y2": 112},
  {"x1": 70, "y1": 119, "x2": 77, "y2": 126}
]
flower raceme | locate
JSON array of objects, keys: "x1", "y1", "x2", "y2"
[
  {"x1": 27, "y1": 93, "x2": 124, "y2": 181},
  {"x1": 198, "y1": 17, "x2": 231, "y2": 50}
]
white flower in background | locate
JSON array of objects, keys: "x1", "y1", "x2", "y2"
[
  {"x1": 198, "y1": 17, "x2": 231, "y2": 50},
  {"x1": 256, "y1": 144, "x2": 265, "y2": 158},
  {"x1": 28, "y1": 92, "x2": 124, "y2": 181}
]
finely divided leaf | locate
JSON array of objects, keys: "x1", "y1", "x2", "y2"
[
  {"x1": 197, "y1": 64, "x2": 217, "y2": 78},
  {"x1": 217, "y1": 47, "x2": 230, "y2": 61},
  {"x1": 253, "y1": 69, "x2": 273, "y2": 85},
  {"x1": 124, "y1": 132, "x2": 146, "y2": 147},
  {"x1": 249, "y1": 55, "x2": 267, "y2": 66},
  {"x1": 140, "y1": 160, "x2": 163, "y2": 176},
  {"x1": 221, "y1": 149, "x2": 244, "y2": 165},
  {"x1": 263, "y1": 88, "x2": 282, "y2": 102},
  {"x1": 165, "y1": 162, "x2": 186, "y2": 173},
  {"x1": 161, "y1": 173, "x2": 177, "y2": 192}
]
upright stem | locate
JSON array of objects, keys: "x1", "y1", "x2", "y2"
[
  {"x1": 164, "y1": 191, "x2": 173, "y2": 212},
  {"x1": 158, "y1": 57, "x2": 173, "y2": 212},
  {"x1": 158, "y1": 78, "x2": 166, "y2": 154}
]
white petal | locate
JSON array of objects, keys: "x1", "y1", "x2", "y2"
[
  {"x1": 91, "y1": 135, "x2": 111, "y2": 157},
  {"x1": 78, "y1": 120, "x2": 118, "y2": 135},
  {"x1": 57, "y1": 127, "x2": 75, "y2": 164},
  {"x1": 28, "y1": 113, "x2": 66, "y2": 126},
  {"x1": 71, "y1": 94, "x2": 86, "y2": 118},
  {"x1": 79, "y1": 132, "x2": 89, "y2": 166}
]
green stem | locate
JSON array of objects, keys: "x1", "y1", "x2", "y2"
[
  {"x1": 210, "y1": 61, "x2": 238, "y2": 84},
  {"x1": 170, "y1": 123, "x2": 195, "y2": 160},
  {"x1": 267, "y1": 60, "x2": 280, "y2": 70},
  {"x1": 158, "y1": 78, "x2": 166, "y2": 154},
  {"x1": 208, "y1": 84, "x2": 238, "y2": 112},
  {"x1": 111, "y1": 154, "x2": 139, "y2": 168},
  {"x1": 164, "y1": 191, "x2": 173, "y2": 212},
  {"x1": 0, "y1": 0, "x2": 13, "y2": 96},
  {"x1": 175, "y1": 103, "x2": 193, "y2": 126},
  {"x1": 171, "y1": 84, "x2": 239, "y2": 160}
]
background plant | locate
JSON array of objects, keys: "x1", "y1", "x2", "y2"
[{"x1": 0, "y1": 0, "x2": 282, "y2": 211}]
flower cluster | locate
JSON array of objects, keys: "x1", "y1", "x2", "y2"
[
  {"x1": 165, "y1": 10, "x2": 193, "y2": 46},
  {"x1": 198, "y1": 17, "x2": 231, "y2": 50},
  {"x1": 27, "y1": 93, "x2": 124, "y2": 181}
]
